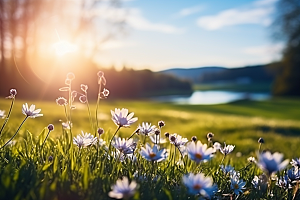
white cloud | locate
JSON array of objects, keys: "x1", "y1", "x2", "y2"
[
  {"x1": 92, "y1": 6, "x2": 184, "y2": 34},
  {"x1": 177, "y1": 5, "x2": 205, "y2": 17},
  {"x1": 197, "y1": 0, "x2": 278, "y2": 30},
  {"x1": 127, "y1": 9, "x2": 184, "y2": 34}
]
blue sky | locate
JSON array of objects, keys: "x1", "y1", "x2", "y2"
[{"x1": 94, "y1": 0, "x2": 283, "y2": 71}]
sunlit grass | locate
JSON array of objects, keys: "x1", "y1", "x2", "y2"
[{"x1": 1, "y1": 98, "x2": 299, "y2": 159}]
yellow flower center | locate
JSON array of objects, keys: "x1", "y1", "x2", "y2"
[
  {"x1": 195, "y1": 153, "x2": 202, "y2": 160},
  {"x1": 149, "y1": 153, "x2": 156, "y2": 158},
  {"x1": 193, "y1": 184, "x2": 202, "y2": 190},
  {"x1": 234, "y1": 184, "x2": 239, "y2": 189}
]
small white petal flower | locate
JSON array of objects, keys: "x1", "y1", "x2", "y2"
[
  {"x1": 0, "y1": 110, "x2": 5, "y2": 119},
  {"x1": 183, "y1": 173, "x2": 217, "y2": 197},
  {"x1": 108, "y1": 177, "x2": 138, "y2": 199},
  {"x1": 140, "y1": 143, "x2": 167, "y2": 162},
  {"x1": 73, "y1": 131, "x2": 97, "y2": 148},
  {"x1": 113, "y1": 137, "x2": 135, "y2": 155},
  {"x1": 247, "y1": 156, "x2": 256, "y2": 163},
  {"x1": 111, "y1": 108, "x2": 138, "y2": 128},
  {"x1": 187, "y1": 141, "x2": 215, "y2": 163},
  {"x1": 291, "y1": 158, "x2": 300, "y2": 168},
  {"x1": 257, "y1": 151, "x2": 289, "y2": 175},
  {"x1": 138, "y1": 122, "x2": 156, "y2": 136},
  {"x1": 22, "y1": 103, "x2": 43, "y2": 118},
  {"x1": 219, "y1": 143, "x2": 235, "y2": 156},
  {"x1": 169, "y1": 133, "x2": 188, "y2": 147}
]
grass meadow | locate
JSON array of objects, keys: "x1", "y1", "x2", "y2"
[{"x1": 0, "y1": 85, "x2": 300, "y2": 199}]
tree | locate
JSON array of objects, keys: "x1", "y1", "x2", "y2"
[
  {"x1": 0, "y1": 0, "x2": 126, "y2": 98},
  {"x1": 272, "y1": 0, "x2": 300, "y2": 96}
]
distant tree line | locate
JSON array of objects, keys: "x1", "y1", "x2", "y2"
[{"x1": 197, "y1": 65, "x2": 275, "y2": 84}]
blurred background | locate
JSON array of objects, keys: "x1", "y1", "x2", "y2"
[{"x1": 0, "y1": 0, "x2": 299, "y2": 102}]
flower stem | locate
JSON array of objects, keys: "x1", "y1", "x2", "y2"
[
  {"x1": 176, "y1": 146, "x2": 186, "y2": 168},
  {"x1": 41, "y1": 129, "x2": 51, "y2": 150},
  {"x1": 108, "y1": 126, "x2": 121, "y2": 150},
  {"x1": 0, "y1": 116, "x2": 28, "y2": 149},
  {"x1": 220, "y1": 155, "x2": 226, "y2": 165},
  {"x1": 0, "y1": 97, "x2": 15, "y2": 137},
  {"x1": 127, "y1": 130, "x2": 136, "y2": 140},
  {"x1": 95, "y1": 79, "x2": 102, "y2": 129},
  {"x1": 85, "y1": 94, "x2": 95, "y2": 135}
]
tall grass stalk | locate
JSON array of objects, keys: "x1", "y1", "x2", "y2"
[
  {"x1": 0, "y1": 116, "x2": 28, "y2": 149},
  {"x1": 0, "y1": 97, "x2": 15, "y2": 137}
]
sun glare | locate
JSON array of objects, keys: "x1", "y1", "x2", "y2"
[{"x1": 53, "y1": 40, "x2": 77, "y2": 56}]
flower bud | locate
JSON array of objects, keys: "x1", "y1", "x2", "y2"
[
  {"x1": 164, "y1": 132, "x2": 169, "y2": 138},
  {"x1": 47, "y1": 124, "x2": 54, "y2": 131},
  {"x1": 191, "y1": 136, "x2": 197, "y2": 142},
  {"x1": 155, "y1": 129, "x2": 160, "y2": 135},
  {"x1": 207, "y1": 132, "x2": 214, "y2": 139},
  {"x1": 258, "y1": 137, "x2": 265, "y2": 144},
  {"x1": 158, "y1": 120, "x2": 165, "y2": 128},
  {"x1": 10, "y1": 89, "x2": 17, "y2": 96},
  {"x1": 98, "y1": 128, "x2": 104, "y2": 136}
]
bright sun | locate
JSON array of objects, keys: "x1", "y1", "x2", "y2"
[{"x1": 53, "y1": 40, "x2": 77, "y2": 56}]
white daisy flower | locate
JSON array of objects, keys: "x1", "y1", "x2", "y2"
[
  {"x1": 111, "y1": 108, "x2": 138, "y2": 128},
  {"x1": 186, "y1": 141, "x2": 215, "y2": 163},
  {"x1": 169, "y1": 133, "x2": 188, "y2": 147},
  {"x1": 113, "y1": 137, "x2": 136, "y2": 155},
  {"x1": 73, "y1": 131, "x2": 97, "y2": 148},
  {"x1": 22, "y1": 103, "x2": 43, "y2": 118},
  {"x1": 138, "y1": 122, "x2": 156, "y2": 136}
]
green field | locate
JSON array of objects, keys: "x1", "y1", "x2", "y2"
[
  {"x1": 1, "y1": 97, "x2": 300, "y2": 199},
  {"x1": 1, "y1": 97, "x2": 299, "y2": 159}
]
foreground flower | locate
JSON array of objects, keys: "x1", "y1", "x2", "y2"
[
  {"x1": 230, "y1": 176, "x2": 246, "y2": 195},
  {"x1": 138, "y1": 122, "x2": 156, "y2": 136},
  {"x1": 113, "y1": 137, "x2": 136, "y2": 155},
  {"x1": 0, "y1": 110, "x2": 5, "y2": 119},
  {"x1": 169, "y1": 133, "x2": 188, "y2": 147},
  {"x1": 186, "y1": 140, "x2": 215, "y2": 163},
  {"x1": 73, "y1": 131, "x2": 97, "y2": 148},
  {"x1": 140, "y1": 143, "x2": 167, "y2": 162},
  {"x1": 257, "y1": 151, "x2": 289, "y2": 175},
  {"x1": 108, "y1": 177, "x2": 138, "y2": 199},
  {"x1": 22, "y1": 103, "x2": 43, "y2": 118},
  {"x1": 111, "y1": 108, "x2": 138, "y2": 128},
  {"x1": 183, "y1": 173, "x2": 217, "y2": 197}
]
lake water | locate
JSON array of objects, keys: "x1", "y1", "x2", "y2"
[{"x1": 152, "y1": 90, "x2": 271, "y2": 105}]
